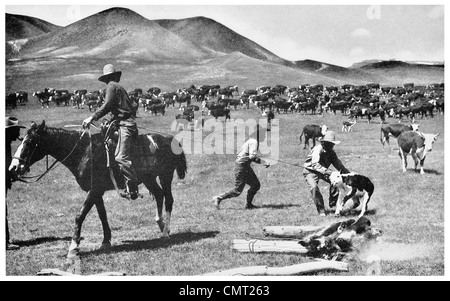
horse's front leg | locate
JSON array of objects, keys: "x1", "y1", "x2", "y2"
[
  {"x1": 95, "y1": 196, "x2": 112, "y2": 249},
  {"x1": 68, "y1": 190, "x2": 100, "y2": 258}
]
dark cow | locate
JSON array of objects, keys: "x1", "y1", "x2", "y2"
[
  {"x1": 182, "y1": 105, "x2": 200, "y2": 112},
  {"x1": 220, "y1": 98, "x2": 241, "y2": 110},
  {"x1": 148, "y1": 103, "x2": 166, "y2": 116},
  {"x1": 210, "y1": 108, "x2": 231, "y2": 121},
  {"x1": 239, "y1": 95, "x2": 250, "y2": 109},
  {"x1": 6, "y1": 93, "x2": 17, "y2": 109},
  {"x1": 397, "y1": 131, "x2": 439, "y2": 175},
  {"x1": 147, "y1": 87, "x2": 161, "y2": 96},
  {"x1": 83, "y1": 92, "x2": 103, "y2": 112},
  {"x1": 243, "y1": 89, "x2": 258, "y2": 96},
  {"x1": 71, "y1": 94, "x2": 83, "y2": 109},
  {"x1": 274, "y1": 99, "x2": 294, "y2": 114},
  {"x1": 299, "y1": 124, "x2": 328, "y2": 149},
  {"x1": 202, "y1": 101, "x2": 226, "y2": 114},
  {"x1": 49, "y1": 93, "x2": 71, "y2": 106},
  {"x1": 16, "y1": 91, "x2": 28, "y2": 103},
  {"x1": 380, "y1": 123, "x2": 420, "y2": 147},
  {"x1": 218, "y1": 88, "x2": 233, "y2": 99}
]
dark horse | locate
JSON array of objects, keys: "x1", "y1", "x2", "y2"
[{"x1": 9, "y1": 121, "x2": 187, "y2": 258}]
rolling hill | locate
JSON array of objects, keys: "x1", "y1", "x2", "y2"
[
  {"x1": 5, "y1": 7, "x2": 445, "y2": 90},
  {"x1": 6, "y1": 13, "x2": 61, "y2": 40}
]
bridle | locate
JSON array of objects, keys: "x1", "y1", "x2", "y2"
[{"x1": 13, "y1": 129, "x2": 89, "y2": 183}]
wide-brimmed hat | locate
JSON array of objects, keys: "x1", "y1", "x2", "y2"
[
  {"x1": 319, "y1": 131, "x2": 340, "y2": 144},
  {"x1": 5, "y1": 117, "x2": 26, "y2": 129},
  {"x1": 98, "y1": 64, "x2": 122, "y2": 83}
]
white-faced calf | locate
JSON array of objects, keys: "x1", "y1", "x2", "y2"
[
  {"x1": 330, "y1": 171, "x2": 374, "y2": 218},
  {"x1": 397, "y1": 131, "x2": 439, "y2": 175}
]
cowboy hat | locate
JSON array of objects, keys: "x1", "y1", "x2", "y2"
[
  {"x1": 98, "y1": 64, "x2": 122, "y2": 83},
  {"x1": 319, "y1": 130, "x2": 340, "y2": 144},
  {"x1": 5, "y1": 117, "x2": 25, "y2": 129}
]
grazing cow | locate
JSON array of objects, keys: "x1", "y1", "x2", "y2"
[
  {"x1": 220, "y1": 98, "x2": 241, "y2": 110},
  {"x1": 6, "y1": 93, "x2": 17, "y2": 109},
  {"x1": 397, "y1": 131, "x2": 439, "y2": 175},
  {"x1": 148, "y1": 103, "x2": 166, "y2": 116},
  {"x1": 71, "y1": 94, "x2": 83, "y2": 109},
  {"x1": 210, "y1": 108, "x2": 231, "y2": 121},
  {"x1": 342, "y1": 120, "x2": 356, "y2": 132},
  {"x1": 202, "y1": 101, "x2": 225, "y2": 115},
  {"x1": 33, "y1": 89, "x2": 53, "y2": 108},
  {"x1": 16, "y1": 91, "x2": 28, "y2": 103},
  {"x1": 240, "y1": 95, "x2": 250, "y2": 109},
  {"x1": 380, "y1": 123, "x2": 420, "y2": 147},
  {"x1": 182, "y1": 105, "x2": 200, "y2": 112},
  {"x1": 330, "y1": 171, "x2": 374, "y2": 218},
  {"x1": 299, "y1": 124, "x2": 328, "y2": 149},
  {"x1": 49, "y1": 93, "x2": 71, "y2": 106}
]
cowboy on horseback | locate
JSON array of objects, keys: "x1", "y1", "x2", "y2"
[{"x1": 82, "y1": 64, "x2": 140, "y2": 200}]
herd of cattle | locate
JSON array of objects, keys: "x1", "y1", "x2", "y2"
[
  {"x1": 4, "y1": 82, "x2": 445, "y2": 218},
  {"x1": 6, "y1": 82, "x2": 444, "y2": 125}
]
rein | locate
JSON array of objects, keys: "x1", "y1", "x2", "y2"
[{"x1": 16, "y1": 129, "x2": 89, "y2": 183}]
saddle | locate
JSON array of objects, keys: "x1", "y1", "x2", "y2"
[{"x1": 102, "y1": 121, "x2": 158, "y2": 173}]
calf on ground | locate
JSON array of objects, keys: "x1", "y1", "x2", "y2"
[
  {"x1": 299, "y1": 124, "x2": 327, "y2": 149},
  {"x1": 397, "y1": 131, "x2": 439, "y2": 175},
  {"x1": 380, "y1": 123, "x2": 420, "y2": 147},
  {"x1": 330, "y1": 171, "x2": 374, "y2": 218}
]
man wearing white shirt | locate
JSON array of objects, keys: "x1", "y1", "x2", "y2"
[{"x1": 213, "y1": 126, "x2": 270, "y2": 209}]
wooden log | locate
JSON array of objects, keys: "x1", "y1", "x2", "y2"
[
  {"x1": 201, "y1": 260, "x2": 348, "y2": 276},
  {"x1": 263, "y1": 225, "x2": 325, "y2": 239},
  {"x1": 36, "y1": 269, "x2": 126, "y2": 276},
  {"x1": 232, "y1": 239, "x2": 308, "y2": 254}
]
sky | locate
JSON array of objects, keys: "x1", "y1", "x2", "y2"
[{"x1": 3, "y1": 2, "x2": 446, "y2": 67}]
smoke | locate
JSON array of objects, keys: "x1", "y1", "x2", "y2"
[{"x1": 358, "y1": 239, "x2": 430, "y2": 262}]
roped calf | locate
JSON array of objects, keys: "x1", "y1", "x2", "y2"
[
  {"x1": 330, "y1": 172, "x2": 374, "y2": 218},
  {"x1": 397, "y1": 131, "x2": 439, "y2": 175}
]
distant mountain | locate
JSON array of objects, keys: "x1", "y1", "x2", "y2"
[
  {"x1": 6, "y1": 13, "x2": 61, "y2": 40},
  {"x1": 351, "y1": 59, "x2": 445, "y2": 69},
  {"x1": 349, "y1": 59, "x2": 384, "y2": 69},
  {"x1": 355, "y1": 60, "x2": 444, "y2": 85},
  {"x1": 13, "y1": 7, "x2": 215, "y2": 61},
  {"x1": 5, "y1": 7, "x2": 445, "y2": 88},
  {"x1": 154, "y1": 17, "x2": 285, "y2": 65}
]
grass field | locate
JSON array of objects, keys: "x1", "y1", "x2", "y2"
[{"x1": 5, "y1": 98, "x2": 445, "y2": 277}]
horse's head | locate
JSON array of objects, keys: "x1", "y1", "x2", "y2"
[{"x1": 9, "y1": 121, "x2": 49, "y2": 177}]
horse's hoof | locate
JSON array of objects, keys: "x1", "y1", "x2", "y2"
[
  {"x1": 99, "y1": 242, "x2": 112, "y2": 250},
  {"x1": 67, "y1": 248, "x2": 80, "y2": 259}
]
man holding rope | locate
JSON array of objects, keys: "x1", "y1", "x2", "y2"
[
  {"x1": 213, "y1": 125, "x2": 270, "y2": 210},
  {"x1": 82, "y1": 64, "x2": 139, "y2": 200},
  {"x1": 303, "y1": 130, "x2": 350, "y2": 216}
]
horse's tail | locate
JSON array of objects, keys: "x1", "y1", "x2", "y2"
[{"x1": 175, "y1": 151, "x2": 187, "y2": 179}]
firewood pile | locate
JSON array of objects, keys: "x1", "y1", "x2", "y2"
[{"x1": 239, "y1": 216, "x2": 382, "y2": 261}]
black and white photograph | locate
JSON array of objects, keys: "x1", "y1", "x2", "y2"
[{"x1": 2, "y1": 1, "x2": 446, "y2": 281}]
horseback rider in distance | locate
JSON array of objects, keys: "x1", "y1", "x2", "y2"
[{"x1": 82, "y1": 64, "x2": 140, "y2": 200}]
